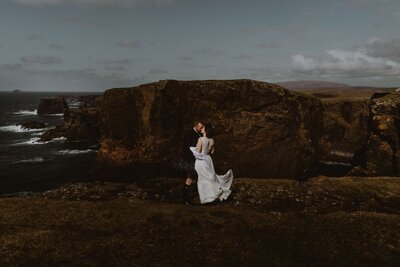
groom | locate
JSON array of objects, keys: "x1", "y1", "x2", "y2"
[{"x1": 182, "y1": 121, "x2": 204, "y2": 205}]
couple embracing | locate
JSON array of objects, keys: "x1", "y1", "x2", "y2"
[{"x1": 182, "y1": 121, "x2": 233, "y2": 205}]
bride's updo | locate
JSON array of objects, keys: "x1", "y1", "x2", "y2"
[{"x1": 204, "y1": 122, "x2": 216, "y2": 138}]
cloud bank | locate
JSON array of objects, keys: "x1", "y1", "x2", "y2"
[
  {"x1": 11, "y1": 0, "x2": 176, "y2": 7},
  {"x1": 291, "y1": 39, "x2": 400, "y2": 79}
]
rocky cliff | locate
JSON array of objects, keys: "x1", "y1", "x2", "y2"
[
  {"x1": 39, "y1": 95, "x2": 102, "y2": 143},
  {"x1": 36, "y1": 80, "x2": 399, "y2": 179},
  {"x1": 355, "y1": 92, "x2": 400, "y2": 176},
  {"x1": 318, "y1": 100, "x2": 370, "y2": 165},
  {"x1": 97, "y1": 79, "x2": 324, "y2": 179},
  {"x1": 37, "y1": 97, "x2": 68, "y2": 115}
]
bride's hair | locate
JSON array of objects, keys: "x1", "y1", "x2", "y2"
[{"x1": 204, "y1": 122, "x2": 216, "y2": 138}]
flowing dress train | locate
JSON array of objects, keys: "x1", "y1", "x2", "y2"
[{"x1": 190, "y1": 137, "x2": 233, "y2": 204}]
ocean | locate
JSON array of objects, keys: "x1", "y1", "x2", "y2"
[{"x1": 0, "y1": 91, "x2": 101, "y2": 195}]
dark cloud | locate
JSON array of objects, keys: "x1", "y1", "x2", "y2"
[
  {"x1": 148, "y1": 68, "x2": 168, "y2": 75},
  {"x1": 2, "y1": 63, "x2": 24, "y2": 70},
  {"x1": 49, "y1": 44, "x2": 66, "y2": 50},
  {"x1": 371, "y1": 22, "x2": 383, "y2": 30},
  {"x1": 257, "y1": 42, "x2": 281, "y2": 49},
  {"x1": 231, "y1": 54, "x2": 253, "y2": 61},
  {"x1": 117, "y1": 39, "x2": 141, "y2": 48},
  {"x1": 105, "y1": 65, "x2": 126, "y2": 71},
  {"x1": 180, "y1": 56, "x2": 194, "y2": 61},
  {"x1": 340, "y1": 0, "x2": 393, "y2": 4},
  {"x1": 0, "y1": 64, "x2": 139, "y2": 91},
  {"x1": 191, "y1": 48, "x2": 224, "y2": 57},
  {"x1": 11, "y1": 0, "x2": 177, "y2": 7},
  {"x1": 20, "y1": 55, "x2": 63, "y2": 65},
  {"x1": 234, "y1": 66, "x2": 285, "y2": 81},
  {"x1": 27, "y1": 33, "x2": 42, "y2": 41},
  {"x1": 95, "y1": 58, "x2": 135, "y2": 65},
  {"x1": 366, "y1": 38, "x2": 400, "y2": 59}
]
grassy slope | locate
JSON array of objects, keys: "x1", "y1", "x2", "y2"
[{"x1": 1, "y1": 177, "x2": 400, "y2": 266}]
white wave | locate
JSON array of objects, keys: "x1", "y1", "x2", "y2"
[
  {"x1": 0, "y1": 125, "x2": 45, "y2": 133},
  {"x1": 319, "y1": 160, "x2": 351, "y2": 167},
  {"x1": 68, "y1": 102, "x2": 80, "y2": 108},
  {"x1": 54, "y1": 149, "x2": 95, "y2": 155},
  {"x1": 10, "y1": 137, "x2": 50, "y2": 146},
  {"x1": 330, "y1": 150, "x2": 354, "y2": 158},
  {"x1": 31, "y1": 131, "x2": 46, "y2": 136},
  {"x1": 13, "y1": 157, "x2": 45, "y2": 163},
  {"x1": 44, "y1": 113, "x2": 64, "y2": 117},
  {"x1": 51, "y1": 137, "x2": 67, "y2": 142},
  {"x1": 12, "y1": 109, "x2": 37, "y2": 116}
]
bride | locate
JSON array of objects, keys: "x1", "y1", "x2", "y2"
[{"x1": 190, "y1": 123, "x2": 233, "y2": 204}]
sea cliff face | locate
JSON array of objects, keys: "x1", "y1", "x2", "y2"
[
  {"x1": 96, "y1": 79, "x2": 324, "y2": 179},
  {"x1": 38, "y1": 79, "x2": 399, "y2": 179}
]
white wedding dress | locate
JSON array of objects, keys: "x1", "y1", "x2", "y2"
[{"x1": 190, "y1": 137, "x2": 233, "y2": 204}]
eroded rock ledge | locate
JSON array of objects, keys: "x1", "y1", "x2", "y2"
[
  {"x1": 35, "y1": 79, "x2": 400, "y2": 179},
  {"x1": 97, "y1": 79, "x2": 324, "y2": 179}
]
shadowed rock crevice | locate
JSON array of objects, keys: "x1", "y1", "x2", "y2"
[{"x1": 349, "y1": 92, "x2": 400, "y2": 176}]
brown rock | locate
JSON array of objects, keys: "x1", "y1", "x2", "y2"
[
  {"x1": 63, "y1": 109, "x2": 101, "y2": 143},
  {"x1": 39, "y1": 125, "x2": 67, "y2": 141},
  {"x1": 97, "y1": 79, "x2": 324, "y2": 179},
  {"x1": 17, "y1": 120, "x2": 46, "y2": 129},
  {"x1": 350, "y1": 91, "x2": 400, "y2": 176},
  {"x1": 39, "y1": 95, "x2": 102, "y2": 143},
  {"x1": 37, "y1": 96, "x2": 68, "y2": 115},
  {"x1": 318, "y1": 100, "x2": 369, "y2": 164}
]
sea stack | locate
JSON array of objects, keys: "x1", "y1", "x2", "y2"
[{"x1": 37, "y1": 97, "x2": 68, "y2": 115}]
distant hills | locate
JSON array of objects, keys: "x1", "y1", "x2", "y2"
[
  {"x1": 277, "y1": 80, "x2": 352, "y2": 90},
  {"x1": 276, "y1": 80, "x2": 399, "y2": 100}
]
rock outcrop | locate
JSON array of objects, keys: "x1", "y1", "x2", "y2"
[
  {"x1": 361, "y1": 92, "x2": 400, "y2": 176},
  {"x1": 37, "y1": 97, "x2": 68, "y2": 115},
  {"x1": 318, "y1": 100, "x2": 370, "y2": 164},
  {"x1": 62, "y1": 107, "x2": 101, "y2": 143},
  {"x1": 39, "y1": 95, "x2": 102, "y2": 143},
  {"x1": 97, "y1": 79, "x2": 324, "y2": 179},
  {"x1": 17, "y1": 121, "x2": 46, "y2": 129}
]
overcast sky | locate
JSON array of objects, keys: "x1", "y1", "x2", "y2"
[{"x1": 1, "y1": 0, "x2": 400, "y2": 91}]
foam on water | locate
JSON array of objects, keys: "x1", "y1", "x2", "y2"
[
  {"x1": 12, "y1": 109, "x2": 37, "y2": 116},
  {"x1": 12, "y1": 109, "x2": 64, "y2": 117},
  {"x1": 319, "y1": 160, "x2": 352, "y2": 167},
  {"x1": 54, "y1": 149, "x2": 96, "y2": 155},
  {"x1": 31, "y1": 131, "x2": 46, "y2": 136},
  {"x1": 0, "y1": 125, "x2": 45, "y2": 133},
  {"x1": 45, "y1": 113, "x2": 64, "y2": 117},
  {"x1": 10, "y1": 137, "x2": 50, "y2": 146},
  {"x1": 52, "y1": 137, "x2": 67, "y2": 142},
  {"x1": 9, "y1": 135, "x2": 67, "y2": 146},
  {"x1": 13, "y1": 157, "x2": 45, "y2": 163}
]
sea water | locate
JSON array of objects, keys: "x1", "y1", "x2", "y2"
[{"x1": 0, "y1": 91, "x2": 101, "y2": 194}]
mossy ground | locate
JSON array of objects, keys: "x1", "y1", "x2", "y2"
[{"x1": 1, "y1": 177, "x2": 400, "y2": 266}]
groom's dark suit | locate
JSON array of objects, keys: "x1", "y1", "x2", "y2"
[{"x1": 182, "y1": 128, "x2": 202, "y2": 178}]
